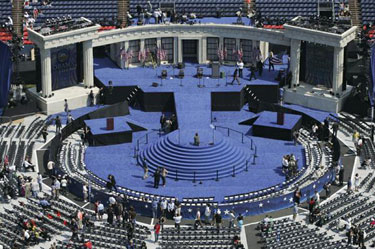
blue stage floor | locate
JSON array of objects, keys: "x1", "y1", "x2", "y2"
[
  {"x1": 254, "y1": 111, "x2": 302, "y2": 130},
  {"x1": 94, "y1": 57, "x2": 282, "y2": 93},
  {"x1": 85, "y1": 134, "x2": 304, "y2": 201},
  {"x1": 80, "y1": 58, "x2": 317, "y2": 202}
]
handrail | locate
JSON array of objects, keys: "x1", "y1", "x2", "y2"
[{"x1": 214, "y1": 125, "x2": 257, "y2": 153}]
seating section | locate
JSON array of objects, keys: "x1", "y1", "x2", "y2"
[
  {"x1": 361, "y1": 0, "x2": 375, "y2": 23},
  {"x1": 0, "y1": 0, "x2": 11, "y2": 24},
  {"x1": 30, "y1": 0, "x2": 118, "y2": 26},
  {"x1": 129, "y1": 0, "x2": 242, "y2": 18},
  {"x1": 255, "y1": 0, "x2": 347, "y2": 21},
  {"x1": 259, "y1": 218, "x2": 346, "y2": 249},
  {"x1": 160, "y1": 226, "x2": 241, "y2": 249}
]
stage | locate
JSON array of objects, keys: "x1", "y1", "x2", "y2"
[
  {"x1": 283, "y1": 82, "x2": 353, "y2": 113},
  {"x1": 84, "y1": 116, "x2": 147, "y2": 146},
  {"x1": 252, "y1": 111, "x2": 302, "y2": 141},
  {"x1": 27, "y1": 84, "x2": 99, "y2": 115}
]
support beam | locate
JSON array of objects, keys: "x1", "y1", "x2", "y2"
[
  {"x1": 83, "y1": 40, "x2": 94, "y2": 88},
  {"x1": 40, "y1": 48, "x2": 52, "y2": 97},
  {"x1": 332, "y1": 46, "x2": 344, "y2": 95},
  {"x1": 290, "y1": 39, "x2": 301, "y2": 87}
]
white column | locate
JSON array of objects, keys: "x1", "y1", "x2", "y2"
[
  {"x1": 123, "y1": 41, "x2": 129, "y2": 69},
  {"x1": 40, "y1": 48, "x2": 52, "y2": 98},
  {"x1": 201, "y1": 37, "x2": 207, "y2": 63},
  {"x1": 173, "y1": 37, "x2": 178, "y2": 65},
  {"x1": 197, "y1": 39, "x2": 202, "y2": 64},
  {"x1": 140, "y1": 39, "x2": 145, "y2": 53},
  {"x1": 259, "y1": 41, "x2": 269, "y2": 60},
  {"x1": 290, "y1": 39, "x2": 301, "y2": 87},
  {"x1": 83, "y1": 40, "x2": 94, "y2": 88},
  {"x1": 332, "y1": 46, "x2": 344, "y2": 95},
  {"x1": 178, "y1": 38, "x2": 183, "y2": 63}
]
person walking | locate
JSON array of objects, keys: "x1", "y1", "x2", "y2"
[
  {"x1": 230, "y1": 68, "x2": 241, "y2": 85},
  {"x1": 154, "y1": 221, "x2": 161, "y2": 242},
  {"x1": 249, "y1": 64, "x2": 257, "y2": 81}
]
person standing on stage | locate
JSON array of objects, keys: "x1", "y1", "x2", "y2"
[
  {"x1": 154, "y1": 168, "x2": 161, "y2": 188},
  {"x1": 64, "y1": 99, "x2": 69, "y2": 114},
  {"x1": 161, "y1": 167, "x2": 168, "y2": 187},
  {"x1": 268, "y1": 51, "x2": 275, "y2": 71},
  {"x1": 142, "y1": 158, "x2": 149, "y2": 180},
  {"x1": 237, "y1": 60, "x2": 244, "y2": 78},
  {"x1": 160, "y1": 114, "x2": 166, "y2": 130},
  {"x1": 249, "y1": 64, "x2": 257, "y2": 81},
  {"x1": 55, "y1": 116, "x2": 62, "y2": 133},
  {"x1": 257, "y1": 56, "x2": 264, "y2": 77}
]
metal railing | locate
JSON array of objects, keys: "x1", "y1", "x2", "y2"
[
  {"x1": 134, "y1": 129, "x2": 164, "y2": 158},
  {"x1": 214, "y1": 125, "x2": 257, "y2": 163}
]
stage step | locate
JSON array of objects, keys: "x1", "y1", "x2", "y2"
[{"x1": 138, "y1": 130, "x2": 253, "y2": 181}]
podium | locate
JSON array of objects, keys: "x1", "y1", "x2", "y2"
[
  {"x1": 211, "y1": 62, "x2": 220, "y2": 78},
  {"x1": 106, "y1": 118, "x2": 114, "y2": 130},
  {"x1": 277, "y1": 112, "x2": 284, "y2": 125}
]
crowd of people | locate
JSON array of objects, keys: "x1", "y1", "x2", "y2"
[
  {"x1": 281, "y1": 153, "x2": 298, "y2": 179},
  {"x1": 159, "y1": 113, "x2": 177, "y2": 133}
]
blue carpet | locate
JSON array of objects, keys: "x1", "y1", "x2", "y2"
[
  {"x1": 85, "y1": 134, "x2": 304, "y2": 201},
  {"x1": 84, "y1": 117, "x2": 134, "y2": 135},
  {"x1": 253, "y1": 111, "x2": 302, "y2": 130},
  {"x1": 283, "y1": 104, "x2": 337, "y2": 122},
  {"x1": 94, "y1": 58, "x2": 284, "y2": 93}
]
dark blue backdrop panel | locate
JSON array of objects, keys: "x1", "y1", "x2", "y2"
[
  {"x1": 369, "y1": 45, "x2": 375, "y2": 107},
  {"x1": 51, "y1": 44, "x2": 78, "y2": 90},
  {"x1": 0, "y1": 41, "x2": 12, "y2": 109},
  {"x1": 305, "y1": 43, "x2": 333, "y2": 88}
]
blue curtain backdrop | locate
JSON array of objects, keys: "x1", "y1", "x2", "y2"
[
  {"x1": 51, "y1": 44, "x2": 78, "y2": 90},
  {"x1": 0, "y1": 41, "x2": 12, "y2": 111},
  {"x1": 369, "y1": 45, "x2": 375, "y2": 107}
]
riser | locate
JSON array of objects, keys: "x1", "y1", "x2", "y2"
[
  {"x1": 155, "y1": 139, "x2": 241, "y2": 162},
  {"x1": 142, "y1": 148, "x2": 249, "y2": 170}
]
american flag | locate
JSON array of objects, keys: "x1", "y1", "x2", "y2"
[
  {"x1": 157, "y1": 46, "x2": 167, "y2": 61},
  {"x1": 237, "y1": 48, "x2": 243, "y2": 61},
  {"x1": 217, "y1": 47, "x2": 224, "y2": 62}
]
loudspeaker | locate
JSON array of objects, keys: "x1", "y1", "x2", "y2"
[
  {"x1": 152, "y1": 82, "x2": 159, "y2": 87},
  {"x1": 277, "y1": 112, "x2": 284, "y2": 125},
  {"x1": 177, "y1": 62, "x2": 185, "y2": 69},
  {"x1": 161, "y1": 70, "x2": 167, "y2": 79},
  {"x1": 178, "y1": 69, "x2": 184, "y2": 78},
  {"x1": 107, "y1": 118, "x2": 114, "y2": 130},
  {"x1": 212, "y1": 62, "x2": 220, "y2": 78}
]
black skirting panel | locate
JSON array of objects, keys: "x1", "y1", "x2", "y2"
[
  {"x1": 253, "y1": 118, "x2": 302, "y2": 141},
  {"x1": 139, "y1": 92, "x2": 175, "y2": 112},
  {"x1": 247, "y1": 84, "x2": 279, "y2": 103},
  {"x1": 87, "y1": 131, "x2": 133, "y2": 146},
  {"x1": 211, "y1": 90, "x2": 245, "y2": 111}
]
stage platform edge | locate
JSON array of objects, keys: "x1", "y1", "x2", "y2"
[
  {"x1": 27, "y1": 84, "x2": 99, "y2": 115},
  {"x1": 283, "y1": 83, "x2": 353, "y2": 113}
]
